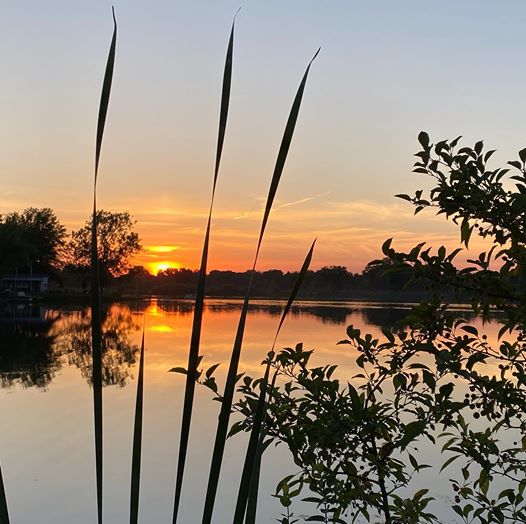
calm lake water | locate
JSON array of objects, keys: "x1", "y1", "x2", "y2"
[{"x1": 0, "y1": 299, "x2": 507, "y2": 523}]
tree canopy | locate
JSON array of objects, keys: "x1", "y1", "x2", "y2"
[
  {"x1": 69, "y1": 210, "x2": 141, "y2": 279},
  {"x1": 0, "y1": 208, "x2": 66, "y2": 275}
]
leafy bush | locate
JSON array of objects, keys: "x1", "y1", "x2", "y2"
[{"x1": 215, "y1": 135, "x2": 526, "y2": 523}]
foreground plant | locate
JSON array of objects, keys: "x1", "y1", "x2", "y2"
[
  {"x1": 0, "y1": 463, "x2": 9, "y2": 524},
  {"x1": 199, "y1": 48, "x2": 319, "y2": 524},
  {"x1": 225, "y1": 135, "x2": 526, "y2": 523},
  {"x1": 91, "y1": 8, "x2": 117, "y2": 524},
  {"x1": 171, "y1": 14, "x2": 236, "y2": 523}
]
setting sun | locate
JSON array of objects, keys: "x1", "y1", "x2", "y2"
[{"x1": 149, "y1": 261, "x2": 180, "y2": 275}]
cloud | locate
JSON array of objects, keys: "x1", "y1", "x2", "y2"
[
  {"x1": 232, "y1": 190, "x2": 332, "y2": 219},
  {"x1": 145, "y1": 245, "x2": 180, "y2": 253}
]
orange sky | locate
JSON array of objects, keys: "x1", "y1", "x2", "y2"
[
  {"x1": 131, "y1": 202, "x2": 494, "y2": 275},
  {"x1": 2, "y1": 2, "x2": 525, "y2": 274}
]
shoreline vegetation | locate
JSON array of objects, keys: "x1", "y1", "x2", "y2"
[{"x1": 1, "y1": 264, "x2": 452, "y2": 304}]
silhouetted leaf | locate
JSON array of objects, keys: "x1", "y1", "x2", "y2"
[
  {"x1": 399, "y1": 420, "x2": 425, "y2": 450},
  {"x1": 381, "y1": 238, "x2": 393, "y2": 256},
  {"x1": 460, "y1": 217, "x2": 473, "y2": 247},
  {"x1": 395, "y1": 193, "x2": 412, "y2": 201},
  {"x1": 130, "y1": 325, "x2": 145, "y2": 524},
  {"x1": 234, "y1": 240, "x2": 316, "y2": 524},
  {"x1": 0, "y1": 463, "x2": 9, "y2": 524},
  {"x1": 91, "y1": 9, "x2": 117, "y2": 524},
  {"x1": 206, "y1": 363, "x2": 221, "y2": 379},
  {"x1": 462, "y1": 325, "x2": 478, "y2": 336},
  {"x1": 169, "y1": 367, "x2": 188, "y2": 375},
  {"x1": 171, "y1": 14, "x2": 237, "y2": 524},
  {"x1": 418, "y1": 131, "x2": 430, "y2": 148},
  {"x1": 202, "y1": 49, "x2": 319, "y2": 524}
]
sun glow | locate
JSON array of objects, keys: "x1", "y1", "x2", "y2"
[
  {"x1": 149, "y1": 324, "x2": 174, "y2": 333},
  {"x1": 146, "y1": 245, "x2": 179, "y2": 253},
  {"x1": 149, "y1": 261, "x2": 180, "y2": 275}
]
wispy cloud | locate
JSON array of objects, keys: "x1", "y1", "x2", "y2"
[
  {"x1": 276, "y1": 190, "x2": 332, "y2": 209},
  {"x1": 233, "y1": 190, "x2": 332, "y2": 219}
]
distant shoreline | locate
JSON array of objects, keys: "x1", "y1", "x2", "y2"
[{"x1": 2, "y1": 290, "x2": 461, "y2": 307}]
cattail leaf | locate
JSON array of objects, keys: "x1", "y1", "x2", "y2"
[
  {"x1": 272, "y1": 238, "x2": 316, "y2": 348},
  {"x1": 244, "y1": 444, "x2": 261, "y2": 524},
  {"x1": 213, "y1": 7, "x2": 240, "y2": 191},
  {"x1": 91, "y1": 8, "x2": 117, "y2": 524},
  {"x1": 254, "y1": 48, "x2": 320, "y2": 263},
  {"x1": 95, "y1": 7, "x2": 117, "y2": 185},
  {"x1": 171, "y1": 14, "x2": 237, "y2": 524},
  {"x1": 130, "y1": 324, "x2": 145, "y2": 524},
  {"x1": 203, "y1": 50, "x2": 319, "y2": 524},
  {"x1": 0, "y1": 463, "x2": 9, "y2": 524},
  {"x1": 234, "y1": 240, "x2": 316, "y2": 524}
]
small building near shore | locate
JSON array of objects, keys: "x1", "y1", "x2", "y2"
[{"x1": 0, "y1": 274, "x2": 49, "y2": 296}]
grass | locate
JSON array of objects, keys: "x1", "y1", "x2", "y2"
[
  {"x1": 201, "y1": 47, "x2": 319, "y2": 524},
  {"x1": 171, "y1": 12, "x2": 237, "y2": 524},
  {"x1": 0, "y1": 8, "x2": 318, "y2": 523},
  {"x1": 91, "y1": 7, "x2": 117, "y2": 524},
  {"x1": 233, "y1": 239, "x2": 317, "y2": 523},
  {"x1": 130, "y1": 323, "x2": 145, "y2": 524},
  {"x1": 0, "y1": 463, "x2": 9, "y2": 524}
]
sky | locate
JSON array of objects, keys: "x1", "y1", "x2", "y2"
[{"x1": 2, "y1": 1, "x2": 526, "y2": 274}]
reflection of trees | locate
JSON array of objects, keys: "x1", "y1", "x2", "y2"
[
  {"x1": 53, "y1": 304, "x2": 140, "y2": 387},
  {"x1": 155, "y1": 300, "x2": 194, "y2": 316},
  {"x1": 289, "y1": 305, "x2": 352, "y2": 325},
  {"x1": 206, "y1": 302, "x2": 356, "y2": 324},
  {"x1": 0, "y1": 304, "x2": 60, "y2": 389},
  {"x1": 205, "y1": 302, "x2": 354, "y2": 324},
  {"x1": 352, "y1": 306, "x2": 411, "y2": 328},
  {"x1": 0, "y1": 298, "x2": 480, "y2": 391},
  {"x1": 150, "y1": 298, "x2": 357, "y2": 324},
  {"x1": 204, "y1": 301, "x2": 416, "y2": 326},
  {"x1": 0, "y1": 303, "x2": 140, "y2": 389}
]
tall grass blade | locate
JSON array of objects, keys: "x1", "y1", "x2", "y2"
[
  {"x1": 254, "y1": 48, "x2": 320, "y2": 262},
  {"x1": 244, "y1": 445, "x2": 260, "y2": 524},
  {"x1": 0, "y1": 463, "x2": 9, "y2": 524},
  {"x1": 95, "y1": 7, "x2": 117, "y2": 186},
  {"x1": 202, "y1": 51, "x2": 319, "y2": 524},
  {"x1": 234, "y1": 240, "x2": 316, "y2": 524},
  {"x1": 171, "y1": 13, "x2": 238, "y2": 524},
  {"x1": 91, "y1": 8, "x2": 117, "y2": 524},
  {"x1": 130, "y1": 323, "x2": 145, "y2": 524}
]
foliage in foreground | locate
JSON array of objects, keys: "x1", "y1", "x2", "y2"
[{"x1": 201, "y1": 134, "x2": 526, "y2": 523}]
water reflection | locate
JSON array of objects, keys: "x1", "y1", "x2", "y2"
[
  {"x1": 0, "y1": 303, "x2": 59, "y2": 388},
  {"x1": 206, "y1": 300, "x2": 415, "y2": 325},
  {"x1": 52, "y1": 304, "x2": 141, "y2": 388},
  {"x1": 0, "y1": 302, "x2": 140, "y2": 389},
  {"x1": 0, "y1": 299, "x2": 439, "y2": 390},
  {"x1": 0, "y1": 298, "x2": 504, "y2": 523}
]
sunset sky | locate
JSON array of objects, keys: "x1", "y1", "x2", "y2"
[{"x1": 2, "y1": 1, "x2": 526, "y2": 274}]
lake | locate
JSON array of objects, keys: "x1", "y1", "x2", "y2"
[{"x1": 0, "y1": 299, "x2": 504, "y2": 523}]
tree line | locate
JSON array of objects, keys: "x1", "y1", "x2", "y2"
[
  {"x1": 0, "y1": 206, "x2": 447, "y2": 299},
  {"x1": 0, "y1": 208, "x2": 140, "y2": 282},
  {"x1": 118, "y1": 261, "x2": 421, "y2": 299}
]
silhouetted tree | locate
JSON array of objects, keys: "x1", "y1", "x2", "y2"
[
  {"x1": 0, "y1": 208, "x2": 66, "y2": 274},
  {"x1": 69, "y1": 210, "x2": 141, "y2": 281}
]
